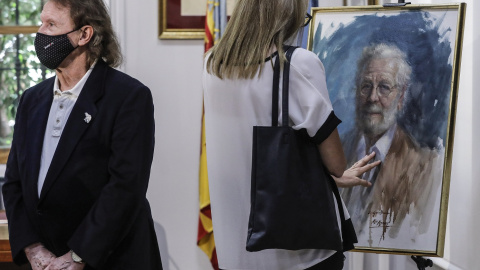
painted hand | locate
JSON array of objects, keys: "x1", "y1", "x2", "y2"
[
  {"x1": 333, "y1": 151, "x2": 381, "y2": 188},
  {"x1": 24, "y1": 243, "x2": 55, "y2": 270},
  {"x1": 44, "y1": 252, "x2": 85, "y2": 270}
]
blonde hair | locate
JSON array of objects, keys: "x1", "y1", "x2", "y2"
[{"x1": 206, "y1": 0, "x2": 308, "y2": 79}]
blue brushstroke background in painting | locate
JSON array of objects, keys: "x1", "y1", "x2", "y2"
[{"x1": 312, "y1": 11, "x2": 453, "y2": 149}]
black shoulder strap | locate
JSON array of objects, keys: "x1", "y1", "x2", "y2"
[
  {"x1": 282, "y1": 46, "x2": 297, "y2": 126},
  {"x1": 272, "y1": 46, "x2": 356, "y2": 250},
  {"x1": 272, "y1": 53, "x2": 281, "y2": 127},
  {"x1": 271, "y1": 45, "x2": 298, "y2": 127}
]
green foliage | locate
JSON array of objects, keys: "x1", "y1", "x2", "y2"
[
  {"x1": 0, "y1": 0, "x2": 52, "y2": 146},
  {"x1": 0, "y1": 0, "x2": 42, "y2": 26}
]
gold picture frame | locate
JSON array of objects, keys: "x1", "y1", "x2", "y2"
[
  {"x1": 307, "y1": 3, "x2": 466, "y2": 256},
  {"x1": 158, "y1": 0, "x2": 205, "y2": 39}
]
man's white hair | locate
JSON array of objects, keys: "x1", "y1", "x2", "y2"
[{"x1": 355, "y1": 43, "x2": 412, "y2": 91}]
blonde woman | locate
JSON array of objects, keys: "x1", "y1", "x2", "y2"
[{"x1": 203, "y1": 0, "x2": 379, "y2": 269}]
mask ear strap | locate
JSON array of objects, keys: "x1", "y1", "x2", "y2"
[
  {"x1": 66, "y1": 28, "x2": 80, "y2": 35},
  {"x1": 69, "y1": 26, "x2": 86, "y2": 49},
  {"x1": 66, "y1": 26, "x2": 85, "y2": 35}
]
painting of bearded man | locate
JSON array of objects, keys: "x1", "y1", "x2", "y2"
[{"x1": 340, "y1": 43, "x2": 444, "y2": 250}]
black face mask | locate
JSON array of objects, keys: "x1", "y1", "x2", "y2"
[{"x1": 34, "y1": 28, "x2": 80, "y2": 69}]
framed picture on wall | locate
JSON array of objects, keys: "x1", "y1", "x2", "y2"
[
  {"x1": 158, "y1": 0, "x2": 236, "y2": 39},
  {"x1": 307, "y1": 3, "x2": 466, "y2": 256},
  {"x1": 158, "y1": 0, "x2": 204, "y2": 39}
]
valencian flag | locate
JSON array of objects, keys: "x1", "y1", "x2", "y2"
[{"x1": 198, "y1": 1, "x2": 226, "y2": 270}]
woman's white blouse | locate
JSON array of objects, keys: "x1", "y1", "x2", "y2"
[{"x1": 203, "y1": 48, "x2": 347, "y2": 270}]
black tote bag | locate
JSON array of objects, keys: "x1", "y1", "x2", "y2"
[{"x1": 246, "y1": 46, "x2": 357, "y2": 252}]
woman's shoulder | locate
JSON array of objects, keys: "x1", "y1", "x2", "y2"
[
  {"x1": 291, "y1": 47, "x2": 319, "y2": 61},
  {"x1": 290, "y1": 47, "x2": 326, "y2": 79}
]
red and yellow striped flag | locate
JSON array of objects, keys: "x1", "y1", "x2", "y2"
[{"x1": 198, "y1": 1, "x2": 226, "y2": 270}]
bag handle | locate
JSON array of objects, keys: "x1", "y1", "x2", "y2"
[
  {"x1": 272, "y1": 46, "x2": 352, "y2": 250},
  {"x1": 271, "y1": 45, "x2": 297, "y2": 127},
  {"x1": 273, "y1": 46, "x2": 347, "y2": 221}
]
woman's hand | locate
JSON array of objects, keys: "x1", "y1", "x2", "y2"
[{"x1": 333, "y1": 152, "x2": 381, "y2": 188}]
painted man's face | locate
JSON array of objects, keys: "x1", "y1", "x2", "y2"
[{"x1": 356, "y1": 58, "x2": 404, "y2": 137}]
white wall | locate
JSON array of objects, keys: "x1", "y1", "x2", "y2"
[
  {"x1": 108, "y1": 1, "x2": 210, "y2": 269},
  {"x1": 441, "y1": 0, "x2": 480, "y2": 269},
  {"x1": 110, "y1": 0, "x2": 479, "y2": 269}
]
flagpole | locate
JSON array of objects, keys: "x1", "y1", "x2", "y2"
[{"x1": 198, "y1": 1, "x2": 227, "y2": 270}]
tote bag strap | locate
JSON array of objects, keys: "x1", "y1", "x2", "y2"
[
  {"x1": 271, "y1": 45, "x2": 298, "y2": 127},
  {"x1": 281, "y1": 46, "x2": 296, "y2": 126},
  {"x1": 274, "y1": 46, "x2": 351, "y2": 244},
  {"x1": 271, "y1": 51, "x2": 281, "y2": 127}
]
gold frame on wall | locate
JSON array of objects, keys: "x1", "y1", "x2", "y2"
[
  {"x1": 307, "y1": 3, "x2": 466, "y2": 256},
  {"x1": 158, "y1": 0, "x2": 205, "y2": 39}
]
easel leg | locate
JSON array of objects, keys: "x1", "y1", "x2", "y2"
[{"x1": 411, "y1": 256, "x2": 433, "y2": 270}]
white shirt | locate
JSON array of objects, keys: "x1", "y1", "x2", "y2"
[
  {"x1": 356, "y1": 124, "x2": 397, "y2": 181},
  {"x1": 203, "y1": 48, "x2": 348, "y2": 270},
  {"x1": 351, "y1": 124, "x2": 444, "y2": 250},
  {"x1": 346, "y1": 124, "x2": 397, "y2": 239},
  {"x1": 37, "y1": 64, "x2": 95, "y2": 197}
]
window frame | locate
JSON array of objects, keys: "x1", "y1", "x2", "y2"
[{"x1": 0, "y1": 0, "x2": 44, "y2": 164}]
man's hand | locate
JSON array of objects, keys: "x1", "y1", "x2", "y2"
[
  {"x1": 333, "y1": 151, "x2": 381, "y2": 188},
  {"x1": 24, "y1": 243, "x2": 55, "y2": 270},
  {"x1": 44, "y1": 252, "x2": 85, "y2": 270}
]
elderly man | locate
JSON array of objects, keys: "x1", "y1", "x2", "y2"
[
  {"x1": 341, "y1": 43, "x2": 442, "y2": 249},
  {"x1": 2, "y1": 0, "x2": 162, "y2": 269}
]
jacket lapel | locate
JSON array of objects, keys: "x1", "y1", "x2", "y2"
[
  {"x1": 38, "y1": 61, "x2": 108, "y2": 203},
  {"x1": 26, "y1": 80, "x2": 55, "y2": 201}
]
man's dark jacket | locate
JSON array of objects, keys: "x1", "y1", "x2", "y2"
[{"x1": 2, "y1": 60, "x2": 163, "y2": 269}]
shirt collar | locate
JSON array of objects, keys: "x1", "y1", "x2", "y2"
[
  {"x1": 53, "y1": 61, "x2": 97, "y2": 98},
  {"x1": 356, "y1": 124, "x2": 397, "y2": 163}
]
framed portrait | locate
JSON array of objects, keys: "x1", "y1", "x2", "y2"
[
  {"x1": 158, "y1": 0, "x2": 204, "y2": 39},
  {"x1": 307, "y1": 3, "x2": 466, "y2": 256},
  {"x1": 158, "y1": 0, "x2": 236, "y2": 39}
]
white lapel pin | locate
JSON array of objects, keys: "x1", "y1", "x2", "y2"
[{"x1": 84, "y1": 112, "x2": 92, "y2": 123}]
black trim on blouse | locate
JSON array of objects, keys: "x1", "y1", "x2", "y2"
[{"x1": 311, "y1": 111, "x2": 342, "y2": 145}]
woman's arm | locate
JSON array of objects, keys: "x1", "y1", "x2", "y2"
[{"x1": 317, "y1": 128, "x2": 346, "y2": 178}]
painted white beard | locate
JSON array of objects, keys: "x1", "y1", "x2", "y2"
[{"x1": 359, "y1": 102, "x2": 399, "y2": 137}]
